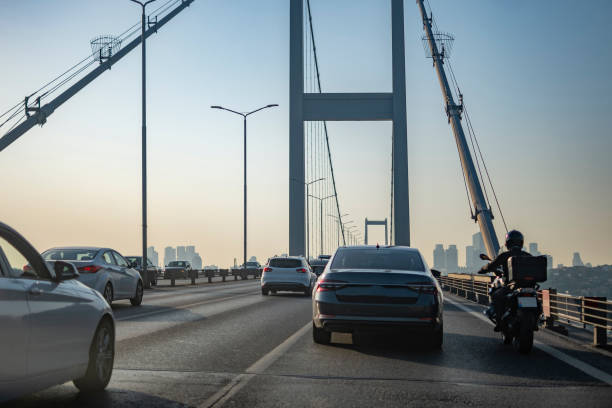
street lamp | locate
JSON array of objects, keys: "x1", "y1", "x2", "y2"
[
  {"x1": 328, "y1": 213, "x2": 349, "y2": 247},
  {"x1": 308, "y1": 194, "x2": 335, "y2": 256},
  {"x1": 211, "y1": 104, "x2": 278, "y2": 276},
  {"x1": 129, "y1": 0, "x2": 156, "y2": 289},
  {"x1": 292, "y1": 177, "x2": 324, "y2": 260}
]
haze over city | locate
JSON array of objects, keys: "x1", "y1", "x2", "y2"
[{"x1": 1, "y1": 0, "x2": 611, "y2": 267}]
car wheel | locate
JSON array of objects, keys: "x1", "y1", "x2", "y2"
[
  {"x1": 502, "y1": 331, "x2": 513, "y2": 345},
  {"x1": 130, "y1": 281, "x2": 143, "y2": 306},
  {"x1": 271, "y1": 290, "x2": 277, "y2": 295},
  {"x1": 430, "y1": 324, "x2": 443, "y2": 350},
  {"x1": 103, "y1": 283, "x2": 113, "y2": 306},
  {"x1": 73, "y1": 318, "x2": 114, "y2": 392},
  {"x1": 303, "y1": 288, "x2": 310, "y2": 296},
  {"x1": 312, "y1": 322, "x2": 331, "y2": 345},
  {"x1": 262, "y1": 288, "x2": 269, "y2": 296}
]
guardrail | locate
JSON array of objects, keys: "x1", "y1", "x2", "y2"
[
  {"x1": 438, "y1": 274, "x2": 610, "y2": 347},
  {"x1": 154, "y1": 268, "x2": 262, "y2": 286}
]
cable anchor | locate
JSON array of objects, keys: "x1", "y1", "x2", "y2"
[
  {"x1": 24, "y1": 96, "x2": 47, "y2": 125},
  {"x1": 148, "y1": 16, "x2": 158, "y2": 33}
]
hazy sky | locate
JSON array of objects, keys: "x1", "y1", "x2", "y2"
[{"x1": 1, "y1": 0, "x2": 611, "y2": 268}]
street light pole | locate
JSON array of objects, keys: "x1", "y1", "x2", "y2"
[
  {"x1": 309, "y1": 194, "x2": 334, "y2": 256},
  {"x1": 211, "y1": 104, "x2": 278, "y2": 276},
  {"x1": 130, "y1": 0, "x2": 156, "y2": 289}
]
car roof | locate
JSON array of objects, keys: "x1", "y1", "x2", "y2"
[
  {"x1": 270, "y1": 256, "x2": 304, "y2": 260},
  {"x1": 338, "y1": 245, "x2": 420, "y2": 252},
  {"x1": 44, "y1": 246, "x2": 106, "y2": 251}
]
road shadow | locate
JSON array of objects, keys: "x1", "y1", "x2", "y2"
[
  {"x1": 111, "y1": 304, "x2": 207, "y2": 323},
  {"x1": 1, "y1": 388, "x2": 190, "y2": 408}
]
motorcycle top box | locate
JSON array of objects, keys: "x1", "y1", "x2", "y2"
[{"x1": 508, "y1": 256, "x2": 547, "y2": 286}]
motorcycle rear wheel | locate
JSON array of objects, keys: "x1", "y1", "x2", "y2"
[
  {"x1": 502, "y1": 331, "x2": 513, "y2": 345},
  {"x1": 513, "y1": 313, "x2": 535, "y2": 354}
]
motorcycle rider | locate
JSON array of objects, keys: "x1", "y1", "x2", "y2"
[{"x1": 478, "y1": 230, "x2": 531, "y2": 331}]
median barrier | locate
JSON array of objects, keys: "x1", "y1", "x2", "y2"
[{"x1": 219, "y1": 269, "x2": 228, "y2": 282}]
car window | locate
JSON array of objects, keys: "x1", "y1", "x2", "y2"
[
  {"x1": 102, "y1": 251, "x2": 116, "y2": 265},
  {"x1": 42, "y1": 248, "x2": 98, "y2": 261},
  {"x1": 113, "y1": 252, "x2": 129, "y2": 267},
  {"x1": 330, "y1": 248, "x2": 425, "y2": 271},
  {"x1": 269, "y1": 258, "x2": 301, "y2": 268},
  {"x1": 0, "y1": 237, "x2": 43, "y2": 279}
]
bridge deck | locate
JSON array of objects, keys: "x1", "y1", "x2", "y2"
[{"x1": 9, "y1": 281, "x2": 612, "y2": 407}]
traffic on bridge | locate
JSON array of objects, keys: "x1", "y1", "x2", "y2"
[{"x1": 1, "y1": 0, "x2": 611, "y2": 407}]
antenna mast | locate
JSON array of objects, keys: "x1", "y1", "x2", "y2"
[{"x1": 417, "y1": 0, "x2": 500, "y2": 258}]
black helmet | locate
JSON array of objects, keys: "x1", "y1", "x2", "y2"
[{"x1": 505, "y1": 230, "x2": 524, "y2": 250}]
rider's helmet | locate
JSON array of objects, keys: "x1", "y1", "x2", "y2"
[{"x1": 505, "y1": 230, "x2": 524, "y2": 250}]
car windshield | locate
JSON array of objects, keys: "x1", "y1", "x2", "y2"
[
  {"x1": 245, "y1": 262, "x2": 259, "y2": 267},
  {"x1": 330, "y1": 248, "x2": 425, "y2": 271},
  {"x1": 269, "y1": 258, "x2": 302, "y2": 268},
  {"x1": 126, "y1": 257, "x2": 141, "y2": 264},
  {"x1": 168, "y1": 261, "x2": 187, "y2": 267},
  {"x1": 42, "y1": 248, "x2": 98, "y2": 262}
]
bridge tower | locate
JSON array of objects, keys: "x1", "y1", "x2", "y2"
[
  {"x1": 365, "y1": 218, "x2": 389, "y2": 246},
  {"x1": 289, "y1": 0, "x2": 410, "y2": 256}
]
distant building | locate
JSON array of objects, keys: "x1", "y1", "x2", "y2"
[
  {"x1": 147, "y1": 246, "x2": 159, "y2": 267},
  {"x1": 572, "y1": 252, "x2": 584, "y2": 267},
  {"x1": 433, "y1": 244, "x2": 446, "y2": 270},
  {"x1": 164, "y1": 246, "x2": 176, "y2": 267},
  {"x1": 192, "y1": 253, "x2": 202, "y2": 270},
  {"x1": 445, "y1": 245, "x2": 458, "y2": 274},
  {"x1": 529, "y1": 243, "x2": 540, "y2": 256},
  {"x1": 177, "y1": 246, "x2": 187, "y2": 262},
  {"x1": 545, "y1": 254, "x2": 553, "y2": 270}
]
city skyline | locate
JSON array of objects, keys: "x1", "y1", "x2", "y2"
[{"x1": 0, "y1": 1, "x2": 611, "y2": 267}]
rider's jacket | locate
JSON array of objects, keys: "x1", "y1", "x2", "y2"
[{"x1": 478, "y1": 247, "x2": 532, "y2": 282}]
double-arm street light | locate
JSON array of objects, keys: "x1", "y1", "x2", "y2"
[
  {"x1": 292, "y1": 177, "x2": 325, "y2": 259},
  {"x1": 129, "y1": 0, "x2": 156, "y2": 289},
  {"x1": 211, "y1": 104, "x2": 278, "y2": 275},
  {"x1": 308, "y1": 194, "x2": 335, "y2": 256},
  {"x1": 328, "y1": 213, "x2": 349, "y2": 247}
]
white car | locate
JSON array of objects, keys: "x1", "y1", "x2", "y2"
[
  {"x1": 42, "y1": 246, "x2": 144, "y2": 306},
  {"x1": 0, "y1": 222, "x2": 115, "y2": 401},
  {"x1": 261, "y1": 256, "x2": 318, "y2": 296}
]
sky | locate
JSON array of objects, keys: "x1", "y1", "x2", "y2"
[{"x1": 0, "y1": 0, "x2": 611, "y2": 268}]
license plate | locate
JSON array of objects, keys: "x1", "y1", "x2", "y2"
[{"x1": 518, "y1": 297, "x2": 537, "y2": 308}]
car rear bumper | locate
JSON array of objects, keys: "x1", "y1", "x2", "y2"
[
  {"x1": 262, "y1": 282, "x2": 309, "y2": 292},
  {"x1": 313, "y1": 314, "x2": 442, "y2": 333}
]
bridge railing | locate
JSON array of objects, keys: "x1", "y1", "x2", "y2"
[
  {"x1": 438, "y1": 274, "x2": 610, "y2": 347},
  {"x1": 157, "y1": 268, "x2": 262, "y2": 286}
]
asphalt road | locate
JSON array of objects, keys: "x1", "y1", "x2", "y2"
[{"x1": 4, "y1": 280, "x2": 612, "y2": 407}]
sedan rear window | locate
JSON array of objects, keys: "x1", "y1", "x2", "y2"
[
  {"x1": 269, "y1": 258, "x2": 302, "y2": 268},
  {"x1": 43, "y1": 249, "x2": 98, "y2": 262},
  {"x1": 331, "y1": 249, "x2": 425, "y2": 272}
]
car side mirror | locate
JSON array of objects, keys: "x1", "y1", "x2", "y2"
[
  {"x1": 430, "y1": 269, "x2": 441, "y2": 278},
  {"x1": 53, "y1": 261, "x2": 79, "y2": 281},
  {"x1": 479, "y1": 253, "x2": 492, "y2": 261}
]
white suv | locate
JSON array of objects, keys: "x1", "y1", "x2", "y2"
[{"x1": 261, "y1": 256, "x2": 317, "y2": 296}]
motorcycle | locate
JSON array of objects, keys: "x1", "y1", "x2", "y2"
[{"x1": 480, "y1": 254, "x2": 544, "y2": 354}]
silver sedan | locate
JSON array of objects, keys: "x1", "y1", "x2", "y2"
[
  {"x1": 0, "y1": 222, "x2": 115, "y2": 401},
  {"x1": 42, "y1": 246, "x2": 144, "y2": 306}
]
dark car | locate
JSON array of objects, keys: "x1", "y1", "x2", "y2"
[
  {"x1": 309, "y1": 258, "x2": 329, "y2": 276},
  {"x1": 126, "y1": 256, "x2": 158, "y2": 286},
  {"x1": 312, "y1": 246, "x2": 443, "y2": 348}
]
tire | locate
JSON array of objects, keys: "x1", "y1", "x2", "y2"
[
  {"x1": 312, "y1": 322, "x2": 331, "y2": 345},
  {"x1": 303, "y1": 288, "x2": 310, "y2": 296},
  {"x1": 271, "y1": 290, "x2": 277, "y2": 295},
  {"x1": 262, "y1": 288, "x2": 269, "y2": 296},
  {"x1": 130, "y1": 280, "x2": 143, "y2": 306},
  {"x1": 514, "y1": 313, "x2": 535, "y2": 354},
  {"x1": 103, "y1": 283, "x2": 113, "y2": 306},
  {"x1": 73, "y1": 318, "x2": 114, "y2": 392},
  {"x1": 502, "y1": 331, "x2": 513, "y2": 345},
  {"x1": 430, "y1": 324, "x2": 443, "y2": 349}
]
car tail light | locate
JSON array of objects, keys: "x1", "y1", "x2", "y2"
[
  {"x1": 78, "y1": 265, "x2": 102, "y2": 273},
  {"x1": 264, "y1": 267, "x2": 273, "y2": 272},
  {"x1": 296, "y1": 268, "x2": 307, "y2": 273},
  {"x1": 418, "y1": 285, "x2": 438, "y2": 295},
  {"x1": 518, "y1": 292, "x2": 536, "y2": 297},
  {"x1": 316, "y1": 279, "x2": 347, "y2": 292}
]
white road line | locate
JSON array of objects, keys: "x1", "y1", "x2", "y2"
[
  {"x1": 201, "y1": 321, "x2": 312, "y2": 408},
  {"x1": 445, "y1": 296, "x2": 612, "y2": 386},
  {"x1": 116, "y1": 292, "x2": 257, "y2": 322}
]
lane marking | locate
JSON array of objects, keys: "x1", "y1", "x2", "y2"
[
  {"x1": 444, "y1": 296, "x2": 612, "y2": 386},
  {"x1": 201, "y1": 321, "x2": 312, "y2": 407},
  {"x1": 116, "y1": 292, "x2": 258, "y2": 322}
]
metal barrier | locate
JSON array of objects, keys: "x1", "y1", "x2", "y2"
[
  {"x1": 159, "y1": 268, "x2": 262, "y2": 286},
  {"x1": 438, "y1": 274, "x2": 610, "y2": 347}
]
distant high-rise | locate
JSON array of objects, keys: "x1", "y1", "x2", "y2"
[
  {"x1": 528, "y1": 243, "x2": 540, "y2": 256},
  {"x1": 545, "y1": 254, "x2": 553, "y2": 270},
  {"x1": 147, "y1": 246, "x2": 159, "y2": 267},
  {"x1": 466, "y1": 245, "x2": 475, "y2": 270},
  {"x1": 192, "y1": 254, "x2": 202, "y2": 270},
  {"x1": 572, "y1": 252, "x2": 584, "y2": 267},
  {"x1": 472, "y1": 232, "x2": 484, "y2": 252},
  {"x1": 164, "y1": 246, "x2": 176, "y2": 267},
  {"x1": 445, "y1": 245, "x2": 458, "y2": 274},
  {"x1": 177, "y1": 246, "x2": 187, "y2": 261},
  {"x1": 433, "y1": 244, "x2": 446, "y2": 270}
]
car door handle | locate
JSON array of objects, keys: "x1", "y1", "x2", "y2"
[{"x1": 29, "y1": 287, "x2": 43, "y2": 296}]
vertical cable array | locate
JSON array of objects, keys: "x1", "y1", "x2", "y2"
[{"x1": 304, "y1": 0, "x2": 345, "y2": 258}]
